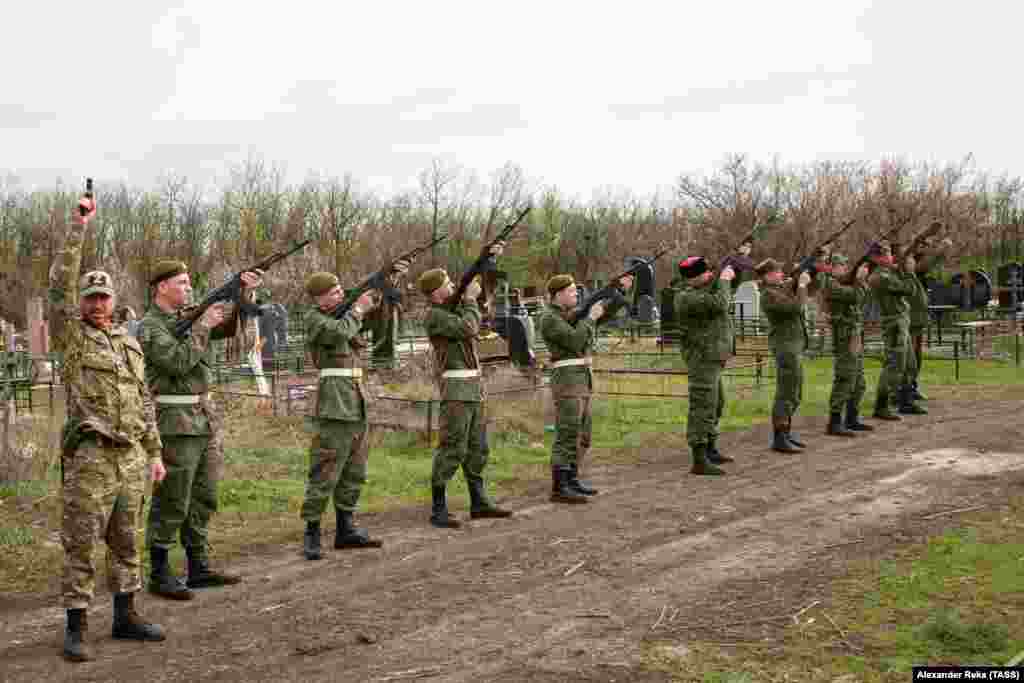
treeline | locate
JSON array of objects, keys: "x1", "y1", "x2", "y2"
[{"x1": 1, "y1": 154, "x2": 1023, "y2": 326}]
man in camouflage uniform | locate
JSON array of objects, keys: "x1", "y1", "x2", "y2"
[
  {"x1": 673, "y1": 257, "x2": 736, "y2": 475},
  {"x1": 757, "y1": 259, "x2": 813, "y2": 453},
  {"x1": 822, "y1": 254, "x2": 873, "y2": 436},
  {"x1": 50, "y1": 193, "x2": 166, "y2": 662},
  {"x1": 867, "y1": 241, "x2": 924, "y2": 419},
  {"x1": 140, "y1": 261, "x2": 260, "y2": 599},
  {"x1": 300, "y1": 268, "x2": 405, "y2": 559},
  {"x1": 720, "y1": 238, "x2": 754, "y2": 292},
  {"x1": 419, "y1": 258, "x2": 514, "y2": 528},
  {"x1": 903, "y1": 237, "x2": 954, "y2": 402}
]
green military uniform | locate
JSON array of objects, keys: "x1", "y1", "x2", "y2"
[
  {"x1": 867, "y1": 252, "x2": 923, "y2": 417},
  {"x1": 139, "y1": 260, "x2": 244, "y2": 596},
  {"x1": 50, "y1": 209, "x2": 165, "y2": 661},
  {"x1": 539, "y1": 274, "x2": 598, "y2": 502},
  {"x1": 758, "y1": 259, "x2": 809, "y2": 452},
  {"x1": 674, "y1": 255, "x2": 734, "y2": 475},
  {"x1": 823, "y1": 254, "x2": 873, "y2": 435}
]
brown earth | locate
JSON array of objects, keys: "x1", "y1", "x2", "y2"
[{"x1": 2, "y1": 394, "x2": 1024, "y2": 682}]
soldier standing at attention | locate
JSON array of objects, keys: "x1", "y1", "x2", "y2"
[
  {"x1": 756, "y1": 259, "x2": 813, "y2": 453},
  {"x1": 822, "y1": 254, "x2": 872, "y2": 436},
  {"x1": 299, "y1": 266, "x2": 406, "y2": 559},
  {"x1": 539, "y1": 274, "x2": 622, "y2": 503},
  {"x1": 867, "y1": 241, "x2": 923, "y2": 420},
  {"x1": 673, "y1": 257, "x2": 736, "y2": 475},
  {"x1": 140, "y1": 261, "x2": 261, "y2": 599},
  {"x1": 50, "y1": 190, "x2": 166, "y2": 662},
  {"x1": 418, "y1": 255, "x2": 514, "y2": 528}
]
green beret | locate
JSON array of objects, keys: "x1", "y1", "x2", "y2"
[
  {"x1": 417, "y1": 268, "x2": 449, "y2": 296},
  {"x1": 754, "y1": 258, "x2": 781, "y2": 276},
  {"x1": 547, "y1": 274, "x2": 575, "y2": 295},
  {"x1": 305, "y1": 272, "x2": 339, "y2": 298},
  {"x1": 150, "y1": 260, "x2": 188, "y2": 286},
  {"x1": 830, "y1": 253, "x2": 849, "y2": 265}
]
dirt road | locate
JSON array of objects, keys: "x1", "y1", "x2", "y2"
[{"x1": 3, "y1": 397, "x2": 1023, "y2": 682}]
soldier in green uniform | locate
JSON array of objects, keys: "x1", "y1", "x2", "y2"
[
  {"x1": 673, "y1": 256, "x2": 736, "y2": 475},
  {"x1": 419, "y1": 258, "x2": 514, "y2": 528},
  {"x1": 50, "y1": 194, "x2": 166, "y2": 662},
  {"x1": 822, "y1": 254, "x2": 872, "y2": 436},
  {"x1": 299, "y1": 266, "x2": 406, "y2": 559},
  {"x1": 140, "y1": 261, "x2": 261, "y2": 598},
  {"x1": 756, "y1": 259, "x2": 813, "y2": 453},
  {"x1": 538, "y1": 274, "x2": 613, "y2": 503},
  {"x1": 904, "y1": 237, "x2": 954, "y2": 402}
]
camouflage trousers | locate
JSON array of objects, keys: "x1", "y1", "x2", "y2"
[
  {"x1": 431, "y1": 400, "x2": 490, "y2": 488},
  {"x1": 62, "y1": 436, "x2": 146, "y2": 609},
  {"x1": 772, "y1": 351, "x2": 804, "y2": 419},
  {"x1": 301, "y1": 419, "x2": 369, "y2": 520},
  {"x1": 876, "y1": 320, "x2": 910, "y2": 400},
  {"x1": 551, "y1": 393, "x2": 592, "y2": 469},
  {"x1": 829, "y1": 327, "x2": 866, "y2": 413},
  {"x1": 146, "y1": 434, "x2": 218, "y2": 558},
  {"x1": 686, "y1": 359, "x2": 725, "y2": 448}
]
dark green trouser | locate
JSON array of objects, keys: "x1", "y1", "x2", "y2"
[
  {"x1": 431, "y1": 400, "x2": 490, "y2": 487},
  {"x1": 772, "y1": 351, "x2": 803, "y2": 419},
  {"x1": 903, "y1": 327, "x2": 924, "y2": 387},
  {"x1": 146, "y1": 435, "x2": 217, "y2": 555},
  {"x1": 300, "y1": 419, "x2": 369, "y2": 520},
  {"x1": 829, "y1": 327, "x2": 866, "y2": 413},
  {"x1": 686, "y1": 359, "x2": 725, "y2": 448},
  {"x1": 551, "y1": 395, "x2": 592, "y2": 468},
  {"x1": 876, "y1": 320, "x2": 909, "y2": 400}
]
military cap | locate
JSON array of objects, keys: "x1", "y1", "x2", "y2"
[
  {"x1": 417, "y1": 268, "x2": 450, "y2": 296},
  {"x1": 867, "y1": 241, "x2": 890, "y2": 257},
  {"x1": 754, "y1": 258, "x2": 782, "y2": 276},
  {"x1": 677, "y1": 256, "x2": 708, "y2": 280},
  {"x1": 546, "y1": 274, "x2": 575, "y2": 295},
  {"x1": 830, "y1": 253, "x2": 849, "y2": 266},
  {"x1": 813, "y1": 245, "x2": 831, "y2": 259},
  {"x1": 80, "y1": 270, "x2": 115, "y2": 297},
  {"x1": 150, "y1": 259, "x2": 188, "y2": 286},
  {"x1": 305, "y1": 272, "x2": 340, "y2": 298}
]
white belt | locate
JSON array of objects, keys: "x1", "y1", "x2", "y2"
[
  {"x1": 441, "y1": 369, "x2": 481, "y2": 379},
  {"x1": 155, "y1": 395, "x2": 200, "y2": 405},
  {"x1": 320, "y1": 368, "x2": 363, "y2": 378},
  {"x1": 551, "y1": 358, "x2": 592, "y2": 369}
]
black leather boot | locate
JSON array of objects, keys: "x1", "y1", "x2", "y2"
[
  {"x1": 690, "y1": 444, "x2": 725, "y2": 475},
  {"x1": 706, "y1": 437, "x2": 734, "y2": 464},
  {"x1": 772, "y1": 418, "x2": 801, "y2": 453},
  {"x1": 303, "y1": 520, "x2": 322, "y2": 560},
  {"x1": 467, "y1": 478, "x2": 513, "y2": 519},
  {"x1": 911, "y1": 380, "x2": 928, "y2": 401},
  {"x1": 568, "y1": 464, "x2": 598, "y2": 495},
  {"x1": 785, "y1": 418, "x2": 806, "y2": 448},
  {"x1": 186, "y1": 546, "x2": 241, "y2": 588},
  {"x1": 335, "y1": 509, "x2": 383, "y2": 548},
  {"x1": 826, "y1": 412, "x2": 856, "y2": 437},
  {"x1": 845, "y1": 400, "x2": 874, "y2": 431},
  {"x1": 112, "y1": 592, "x2": 165, "y2": 641},
  {"x1": 872, "y1": 392, "x2": 902, "y2": 421},
  {"x1": 898, "y1": 386, "x2": 928, "y2": 415},
  {"x1": 148, "y1": 546, "x2": 193, "y2": 601},
  {"x1": 63, "y1": 608, "x2": 92, "y2": 662},
  {"x1": 430, "y1": 486, "x2": 462, "y2": 528},
  {"x1": 550, "y1": 466, "x2": 588, "y2": 503}
]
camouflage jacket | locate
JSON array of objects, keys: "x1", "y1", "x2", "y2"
[
  {"x1": 906, "y1": 275, "x2": 930, "y2": 330},
  {"x1": 673, "y1": 278, "x2": 734, "y2": 364},
  {"x1": 138, "y1": 305, "x2": 240, "y2": 436},
  {"x1": 305, "y1": 305, "x2": 367, "y2": 422},
  {"x1": 824, "y1": 277, "x2": 867, "y2": 333},
  {"x1": 760, "y1": 281, "x2": 809, "y2": 354},
  {"x1": 48, "y1": 223, "x2": 162, "y2": 463},
  {"x1": 538, "y1": 303, "x2": 596, "y2": 397},
  {"x1": 868, "y1": 266, "x2": 915, "y2": 327},
  {"x1": 425, "y1": 301, "x2": 483, "y2": 403}
]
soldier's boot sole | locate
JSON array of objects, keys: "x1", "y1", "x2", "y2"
[
  {"x1": 429, "y1": 515, "x2": 463, "y2": 529},
  {"x1": 872, "y1": 411, "x2": 902, "y2": 421},
  {"x1": 148, "y1": 581, "x2": 193, "y2": 601},
  {"x1": 334, "y1": 532, "x2": 384, "y2": 549},
  {"x1": 707, "y1": 452, "x2": 735, "y2": 464},
  {"x1": 690, "y1": 464, "x2": 726, "y2": 476},
  {"x1": 112, "y1": 620, "x2": 165, "y2": 642},
  {"x1": 898, "y1": 404, "x2": 928, "y2": 415},
  {"x1": 847, "y1": 422, "x2": 875, "y2": 431},
  {"x1": 187, "y1": 572, "x2": 242, "y2": 589},
  {"x1": 786, "y1": 434, "x2": 807, "y2": 448},
  {"x1": 470, "y1": 508, "x2": 514, "y2": 519},
  {"x1": 771, "y1": 433, "x2": 802, "y2": 454},
  {"x1": 550, "y1": 493, "x2": 589, "y2": 504}
]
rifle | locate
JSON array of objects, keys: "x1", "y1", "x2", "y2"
[
  {"x1": 173, "y1": 239, "x2": 311, "y2": 339},
  {"x1": 840, "y1": 215, "x2": 916, "y2": 285},
  {"x1": 569, "y1": 245, "x2": 673, "y2": 325},
  {"x1": 789, "y1": 217, "x2": 859, "y2": 290},
  {"x1": 329, "y1": 234, "x2": 448, "y2": 320},
  {"x1": 446, "y1": 205, "x2": 531, "y2": 311},
  {"x1": 717, "y1": 220, "x2": 777, "y2": 282}
]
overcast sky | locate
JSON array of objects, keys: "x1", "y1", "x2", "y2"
[{"x1": 2, "y1": 1, "x2": 1019, "y2": 200}]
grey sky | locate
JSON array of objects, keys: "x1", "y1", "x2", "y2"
[{"x1": 2, "y1": 1, "x2": 1020, "y2": 200}]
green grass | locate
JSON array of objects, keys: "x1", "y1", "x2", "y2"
[
  {"x1": 0, "y1": 481, "x2": 49, "y2": 499},
  {"x1": 0, "y1": 525, "x2": 33, "y2": 546}
]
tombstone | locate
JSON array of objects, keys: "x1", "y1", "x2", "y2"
[
  {"x1": 25, "y1": 297, "x2": 51, "y2": 380},
  {"x1": 951, "y1": 270, "x2": 993, "y2": 310},
  {"x1": 732, "y1": 281, "x2": 760, "y2": 322},
  {"x1": 659, "y1": 287, "x2": 679, "y2": 344},
  {"x1": 636, "y1": 295, "x2": 659, "y2": 324}
]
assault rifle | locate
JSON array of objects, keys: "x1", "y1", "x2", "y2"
[
  {"x1": 173, "y1": 239, "x2": 311, "y2": 339},
  {"x1": 446, "y1": 205, "x2": 531, "y2": 311},
  {"x1": 569, "y1": 245, "x2": 673, "y2": 325},
  {"x1": 329, "y1": 234, "x2": 448, "y2": 319},
  {"x1": 789, "y1": 217, "x2": 859, "y2": 291}
]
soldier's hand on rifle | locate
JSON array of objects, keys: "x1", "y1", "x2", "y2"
[
  {"x1": 393, "y1": 259, "x2": 411, "y2": 275},
  {"x1": 856, "y1": 264, "x2": 869, "y2": 281},
  {"x1": 200, "y1": 303, "x2": 226, "y2": 329},
  {"x1": 240, "y1": 269, "x2": 264, "y2": 290},
  {"x1": 720, "y1": 266, "x2": 736, "y2": 282},
  {"x1": 150, "y1": 459, "x2": 167, "y2": 483},
  {"x1": 588, "y1": 301, "x2": 606, "y2": 322},
  {"x1": 618, "y1": 273, "x2": 635, "y2": 290},
  {"x1": 73, "y1": 197, "x2": 97, "y2": 225},
  {"x1": 354, "y1": 290, "x2": 378, "y2": 315},
  {"x1": 940, "y1": 237, "x2": 953, "y2": 248},
  {"x1": 797, "y1": 271, "x2": 812, "y2": 288},
  {"x1": 464, "y1": 278, "x2": 483, "y2": 302},
  {"x1": 489, "y1": 241, "x2": 506, "y2": 257}
]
